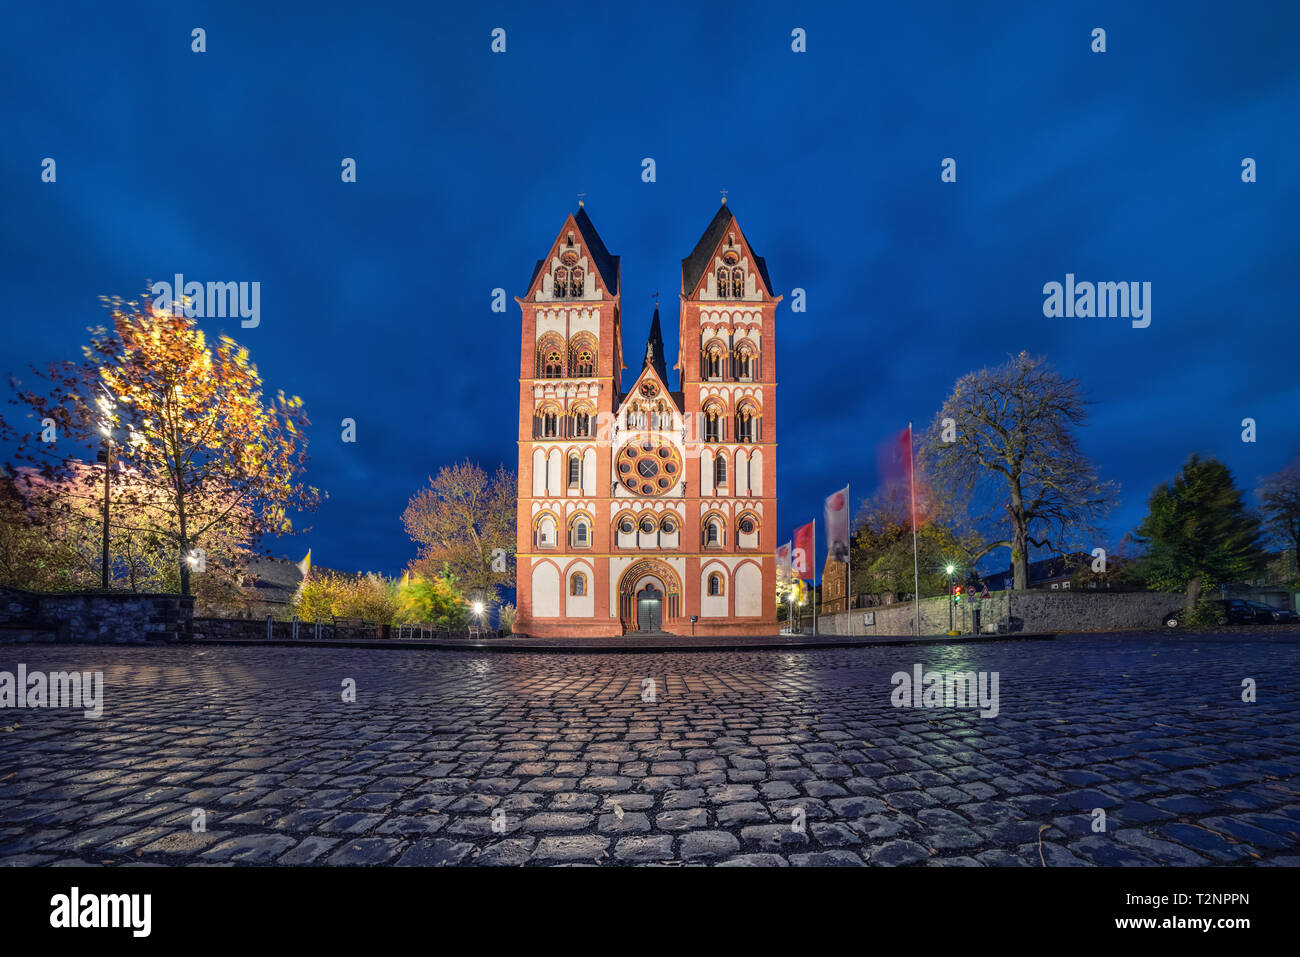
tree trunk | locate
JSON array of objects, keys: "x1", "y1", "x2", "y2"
[
  {"x1": 1008, "y1": 520, "x2": 1029, "y2": 587},
  {"x1": 1184, "y1": 576, "x2": 1201, "y2": 616},
  {"x1": 177, "y1": 488, "x2": 191, "y2": 597}
]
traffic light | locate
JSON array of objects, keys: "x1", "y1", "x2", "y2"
[{"x1": 953, "y1": 585, "x2": 963, "y2": 603}]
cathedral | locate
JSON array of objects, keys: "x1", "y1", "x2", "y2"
[{"x1": 513, "y1": 200, "x2": 779, "y2": 637}]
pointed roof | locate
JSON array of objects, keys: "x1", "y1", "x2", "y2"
[
  {"x1": 681, "y1": 201, "x2": 773, "y2": 297},
  {"x1": 642, "y1": 307, "x2": 670, "y2": 385},
  {"x1": 528, "y1": 203, "x2": 620, "y2": 295}
]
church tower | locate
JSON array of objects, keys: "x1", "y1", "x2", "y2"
[
  {"x1": 513, "y1": 201, "x2": 779, "y2": 637},
  {"x1": 676, "y1": 199, "x2": 780, "y2": 633}
]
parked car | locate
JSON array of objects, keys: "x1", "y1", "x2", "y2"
[
  {"x1": 1245, "y1": 600, "x2": 1300, "y2": 624},
  {"x1": 1162, "y1": 598, "x2": 1256, "y2": 628}
]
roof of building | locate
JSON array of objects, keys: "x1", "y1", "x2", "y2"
[
  {"x1": 979, "y1": 552, "x2": 1093, "y2": 589},
  {"x1": 528, "y1": 204, "x2": 620, "y2": 295},
  {"x1": 642, "y1": 306, "x2": 670, "y2": 385},
  {"x1": 680, "y1": 202, "x2": 773, "y2": 297}
]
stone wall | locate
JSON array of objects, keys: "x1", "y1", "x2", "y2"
[
  {"x1": 0, "y1": 586, "x2": 193, "y2": 643},
  {"x1": 816, "y1": 590, "x2": 1187, "y2": 636}
]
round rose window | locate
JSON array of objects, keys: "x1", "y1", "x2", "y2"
[{"x1": 616, "y1": 439, "x2": 682, "y2": 497}]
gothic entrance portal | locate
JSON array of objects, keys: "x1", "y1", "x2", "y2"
[
  {"x1": 636, "y1": 585, "x2": 663, "y2": 632},
  {"x1": 619, "y1": 560, "x2": 681, "y2": 635}
]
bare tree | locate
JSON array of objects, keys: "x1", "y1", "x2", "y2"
[
  {"x1": 921, "y1": 352, "x2": 1116, "y2": 590},
  {"x1": 1257, "y1": 451, "x2": 1300, "y2": 579}
]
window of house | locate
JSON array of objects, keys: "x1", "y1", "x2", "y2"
[
  {"x1": 571, "y1": 573, "x2": 587, "y2": 596},
  {"x1": 739, "y1": 516, "x2": 755, "y2": 535},
  {"x1": 715, "y1": 455, "x2": 727, "y2": 486},
  {"x1": 706, "y1": 521, "x2": 721, "y2": 546},
  {"x1": 708, "y1": 573, "x2": 724, "y2": 596},
  {"x1": 568, "y1": 455, "x2": 581, "y2": 488},
  {"x1": 574, "y1": 521, "x2": 589, "y2": 546}
]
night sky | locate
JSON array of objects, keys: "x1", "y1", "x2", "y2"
[{"x1": 3, "y1": 1, "x2": 1297, "y2": 578}]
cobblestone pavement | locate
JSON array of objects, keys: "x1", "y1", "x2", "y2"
[{"x1": 1, "y1": 631, "x2": 1297, "y2": 866}]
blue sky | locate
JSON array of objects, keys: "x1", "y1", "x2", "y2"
[{"x1": 3, "y1": 1, "x2": 1297, "y2": 577}]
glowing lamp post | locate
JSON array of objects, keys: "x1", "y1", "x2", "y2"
[
  {"x1": 946, "y1": 564, "x2": 956, "y2": 631},
  {"x1": 472, "y1": 601, "x2": 485, "y2": 635}
]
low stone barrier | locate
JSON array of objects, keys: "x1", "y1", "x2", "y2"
[
  {"x1": 0, "y1": 586, "x2": 193, "y2": 643},
  {"x1": 817, "y1": 590, "x2": 1186, "y2": 636}
]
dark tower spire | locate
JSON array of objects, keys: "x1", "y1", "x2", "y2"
[{"x1": 643, "y1": 306, "x2": 669, "y2": 385}]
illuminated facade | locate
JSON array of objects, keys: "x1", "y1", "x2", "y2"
[{"x1": 513, "y1": 201, "x2": 780, "y2": 637}]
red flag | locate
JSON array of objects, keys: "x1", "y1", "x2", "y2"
[
  {"x1": 878, "y1": 426, "x2": 930, "y2": 529},
  {"x1": 792, "y1": 521, "x2": 814, "y2": 579}
]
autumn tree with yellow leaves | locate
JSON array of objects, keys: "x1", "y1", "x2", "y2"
[{"x1": 9, "y1": 289, "x2": 320, "y2": 595}]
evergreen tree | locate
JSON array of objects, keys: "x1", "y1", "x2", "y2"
[{"x1": 1132, "y1": 454, "x2": 1266, "y2": 611}]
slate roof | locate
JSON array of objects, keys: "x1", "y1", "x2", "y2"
[
  {"x1": 528, "y1": 205, "x2": 620, "y2": 295},
  {"x1": 642, "y1": 307, "x2": 670, "y2": 385},
  {"x1": 680, "y1": 203, "x2": 773, "y2": 297}
]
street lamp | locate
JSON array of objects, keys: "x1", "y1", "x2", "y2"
[{"x1": 472, "y1": 600, "x2": 485, "y2": 634}]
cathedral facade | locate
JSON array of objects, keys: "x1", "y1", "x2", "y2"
[{"x1": 513, "y1": 201, "x2": 779, "y2": 637}]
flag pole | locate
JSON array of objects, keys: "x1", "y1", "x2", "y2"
[
  {"x1": 812, "y1": 519, "x2": 818, "y2": 636},
  {"x1": 846, "y1": 483, "x2": 852, "y2": 635},
  {"x1": 909, "y1": 422, "x2": 921, "y2": 636}
]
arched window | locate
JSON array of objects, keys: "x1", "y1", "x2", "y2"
[
  {"x1": 536, "y1": 334, "x2": 565, "y2": 378},
  {"x1": 735, "y1": 342, "x2": 755, "y2": 379},
  {"x1": 731, "y1": 268, "x2": 744, "y2": 298},
  {"x1": 660, "y1": 515, "x2": 677, "y2": 535},
  {"x1": 567, "y1": 454, "x2": 581, "y2": 488},
  {"x1": 572, "y1": 407, "x2": 591, "y2": 437},
  {"x1": 716, "y1": 267, "x2": 730, "y2": 299},
  {"x1": 708, "y1": 573, "x2": 724, "y2": 596},
  {"x1": 572, "y1": 518, "x2": 590, "y2": 547},
  {"x1": 702, "y1": 402, "x2": 722, "y2": 443},
  {"x1": 736, "y1": 402, "x2": 759, "y2": 443},
  {"x1": 553, "y1": 267, "x2": 569, "y2": 297},
  {"x1": 738, "y1": 515, "x2": 756, "y2": 536},
  {"x1": 714, "y1": 454, "x2": 728, "y2": 487},
  {"x1": 537, "y1": 404, "x2": 561, "y2": 439},
  {"x1": 535, "y1": 515, "x2": 557, "y2": 548},
  {"x1": 569, "y1": 267, "x2": 583, "y2": 297},
  {"x1": 570, "y1": 572, "x2": 587, "y2": 596},
  {"x1": 704, "y1": 343, "x2": 725, "y2": 379},
  {"x1": 705, "y1": 519, "x2": 722, "y2": 546},
  {"x1": 568, "y1": 335, "x2": 597, "y2": 378}
]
